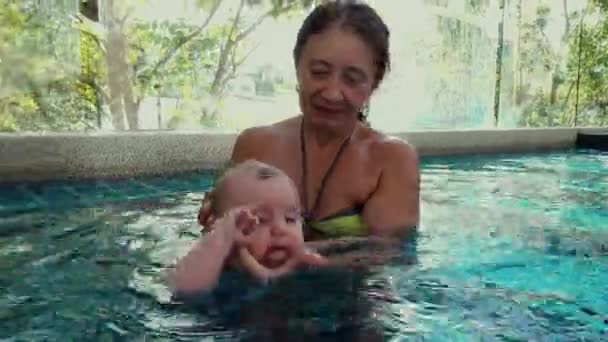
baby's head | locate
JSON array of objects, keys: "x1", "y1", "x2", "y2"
[{"x1": 210, "y1": 160, "x2": 304, "y2": 268}]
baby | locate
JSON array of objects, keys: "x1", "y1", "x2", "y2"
[{"x1": 169, "y1": 160, "x2": 327, "y2": 296}]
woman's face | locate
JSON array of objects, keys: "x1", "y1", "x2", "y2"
[{"x1": 296, "y1": 26, "x2": 376, "y2": 130}]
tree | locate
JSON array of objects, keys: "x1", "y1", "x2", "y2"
[
  {"x1": 2, "y1": 0, "x2": 318, "y2": 132},
  {"x1": 420, "y1": 0, "x2": 496, "y2": 128},
  {"x1": 493, "y1": 0, "x2": 506, "y2": 126},
  {"x1": 567, "y1": 1, "x2": 608, "y2": 125},
  {"x1": 518, "y1": 0, "x2": 608, "y2": 127},
  {"x1": 0, "y1": 1, "x2": 99, "y2": 132},
  {"x1": 512, "y1": 1, "x2": 574, "y2": 127},
  {"x1": 78, "y1": 0, "x2": 318, "y2": 130}
]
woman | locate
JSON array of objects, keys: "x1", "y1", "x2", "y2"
[
  {"x1": 200, "y1": 1, "x2": 419, "y2": 241},
  {"x1": 189, "y1": 8, "x2": 418, "y2": 335}
]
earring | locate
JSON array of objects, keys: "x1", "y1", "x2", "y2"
[
  {"x1": 360, "y1": 102, "x2": 370, "y2": 115},
  {"x1": 295, "y1": 84, "x2": 301, "y2": 93},
  {"x1": 358, "y1": 102, "x2": 370, "y2": 124}
]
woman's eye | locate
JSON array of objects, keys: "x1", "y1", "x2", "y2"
[
  {"x1": 311, "y1": 69, "x2": 329, "y2": 77},
  {"x1": 344, "y1": 73, "x2": 365, "y2": 87},
  {"x1": 344, "y1": 75, "x2": 360, "y2": 86},
  {"x1": 285, "y1": 216, "x2": 298, "y2": 224}
]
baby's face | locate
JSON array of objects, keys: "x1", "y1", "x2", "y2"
[{"x1": 221, "y1": 165, "x2": 303, "y2": 268}]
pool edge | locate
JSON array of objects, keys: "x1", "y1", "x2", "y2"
[{"x1": 1, "y1": 127, "x2": 606, "y2": 183}]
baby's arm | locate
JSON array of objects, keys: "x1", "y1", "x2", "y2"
[
  {"x1": 168, "y1": 207, "x2": 260, "y2": 295},
  {"x1": 168, "y1": 222, "x2": 235, "y2": 295}
]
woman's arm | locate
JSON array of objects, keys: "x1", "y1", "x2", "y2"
[
  {"x1": 362, "y1": 139, "x2": 420, "y2": 238},
  {"x1": 306, "y1": 236, "x2": 407, "y2": 268}
]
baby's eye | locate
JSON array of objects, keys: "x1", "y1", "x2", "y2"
[
  {"x1": 257, "y1": 215, "x2": 271, "y2": 225},
  {"x1": 285, "y1": 216, "x2": 298, "y2": 224}
]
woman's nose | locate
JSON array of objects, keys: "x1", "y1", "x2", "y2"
[{"x1": 320, "y1": 77, "x2": 344, "y2": 102}]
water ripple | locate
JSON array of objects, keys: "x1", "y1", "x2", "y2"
[{"x1": 1, "y1": 150, "x2": 607, "y2": 340}]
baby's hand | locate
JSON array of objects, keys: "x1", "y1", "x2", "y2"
[
  {"x1": 198, "y1": 192, "x2": 214, "y2": 229},
  {"x1": 238, "y1": 230, "x2": 328, "y2": 283},
  {"x1": 222, "y1": 203, "x2": 328, "y2": 283},
  {"x1": 213, "y1": 206, "x2": 259, "y2": 245},
  {"x1": 169, "y1": 206, "x2": 259, "y2": 294}
]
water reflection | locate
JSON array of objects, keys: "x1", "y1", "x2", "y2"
[{"x1": 1, "y1": 150, "x2": 607, "y2": 340}]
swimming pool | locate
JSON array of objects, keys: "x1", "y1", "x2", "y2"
[{"x1": 1, "y1": 149, "x2": 606, "y2": 340}]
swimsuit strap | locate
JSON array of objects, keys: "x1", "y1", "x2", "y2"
[{"x1": 300, "y1": 116, "x2": 353, "y2": 221}]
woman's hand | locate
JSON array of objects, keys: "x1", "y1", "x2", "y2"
[
  {"x1": 238, "y1": 234, "x2": 328, "y2": 283},
  {"x1": 197, "y1": 192, "x2": 215, "y2": 229}
]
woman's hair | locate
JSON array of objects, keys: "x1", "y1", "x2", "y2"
[{"x1": 293, "y1": 1, "x2": 391, "y2": 122}]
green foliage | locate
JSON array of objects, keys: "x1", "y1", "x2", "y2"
[
  {"x1": 567, "y1": 8, "x2": 608, "y2": 125},
  {"x1": 425, "y1": 14, "x2": 496, "y2": 128},
  {"x1": 247, "y1": 0, "x2": 317, "y2": 14},
  {"x1": 77, "y1": 27, "x2": 105, "y2": 121},
  {"x1": 0, "y1": 2, "x2": 99, "y2": 132},
  {"x1": 519, "y1": 5, "x2": 554, "y2": 73},
  {"x1": 129, "y1": 19, "x2": 225, "y2": 97},
  {"x1": 519, "y1": 90, "x2": 565, "y2": 127},
  {"x1": 591, "y1": 0, "x2": 608, "y2": 12},
  {"x1": 0, "y1": 95, "x2": 36, "y2": 132},
  {"x1": 2, "y1": 0, "x2": 322, "y2": 132},
  {"x1": 465, "y1": 0, "x2": 490, "y2": 15},
  {"x1": 5, "y1": 0, "x2": 604, "y2": 132},
  {"x1": 519, "y1": 1, "x2": 608, "y2": 127},
  {"x1": 3, "y1": 0, "x2": 316, "y2": 132}
]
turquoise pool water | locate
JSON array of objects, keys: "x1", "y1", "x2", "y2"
[{"x1": 1, "y1": 149, "x2": 607, "y2": 340}]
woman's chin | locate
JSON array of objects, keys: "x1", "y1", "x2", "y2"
[{"x1": 309, "y1": 112, "x2": 353, "y2": 131}]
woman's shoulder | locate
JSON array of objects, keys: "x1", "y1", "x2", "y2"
[
  {"x1": 236, "y1": 116, "x2": 299, "y2": 144},
  {"x1": 359, "y1": 126, "x2": 418, "y2": 164},
  {"x1": 232, "y1": 116, "x2": 299, "y2": 161}
]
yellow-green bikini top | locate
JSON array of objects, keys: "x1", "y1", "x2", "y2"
[
  {"x1": 300, "y1": 116, "x2": 369, "y2": 238},
  {"x1": 304, "y1": 206, "x2": 368, "y2": 237}
]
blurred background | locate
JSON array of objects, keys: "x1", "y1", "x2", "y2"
[{"x1": 1, "y1": 0, "x2": 606, "y2": 133}]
